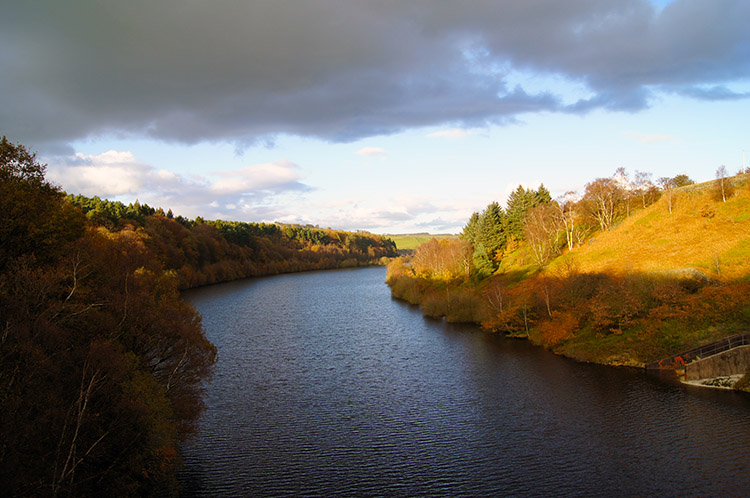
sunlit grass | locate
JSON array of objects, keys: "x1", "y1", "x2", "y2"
[
  {"x1": 386, "y1": 233, "x2": 455, "y2": 250},
  {"x1": 559, "y1": 187, "x2": 750, "y2": 279}
]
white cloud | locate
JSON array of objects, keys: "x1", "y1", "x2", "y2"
[
  {"x1": 426, "y1": 129, "x2": 474, "y2": 140},
  {"x1": 48, "y1": 150, "x2": 152, "y2": 196},
  {"x1": 623, "y1": 131, "x2": 676, "y2": 144},
  {"x1": 356, "y1": 146, "x2": 386, "y2": 157},
  {"x1": 212, "y1": 159, "x2": 303, "y2": 194},
  {"x1": 48, "y1": 150, "x2": 309, "y2": 221}
]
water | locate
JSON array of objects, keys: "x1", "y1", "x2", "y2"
[{"x1": 180, "y1": 267, "x2": 750, "y2": 497}]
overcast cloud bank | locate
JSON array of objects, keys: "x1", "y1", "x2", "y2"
[{"x1": 3, "y1": 0, "x2": 749, "y2": 151}]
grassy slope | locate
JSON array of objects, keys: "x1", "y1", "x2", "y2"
[
  {"x1": 542, "y1": 178, "x2": 750, "y2": 365},
  {"x1": 386, "y1": 233, "x2": 456, "y2": 251},
  {"x1": 549, "y1": 178, "x2": 750, "y2": 279}
]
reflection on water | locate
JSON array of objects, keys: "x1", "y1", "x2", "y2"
[{"x1": 180, "y1": 267, "x2": 750, "y2": 497}]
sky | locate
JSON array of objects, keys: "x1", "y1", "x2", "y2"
[{"x1": 2, "y1": 0, "x2": 749, "y2": 234}]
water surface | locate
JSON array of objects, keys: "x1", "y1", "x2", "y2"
[{"x1": 180, "y1": 267, "x2": 750, "y2": 497}]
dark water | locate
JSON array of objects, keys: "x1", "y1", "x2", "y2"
[{"x1": 180, "y1": 267, "x2": 750, "y2": 497}]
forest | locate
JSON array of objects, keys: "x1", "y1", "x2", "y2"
[
  {"x1": 0, "y1": 137, "x2": 397, "y2": 496},
  {"x1": 387, "y1": 165, "x2": 750, "y2": 386}
]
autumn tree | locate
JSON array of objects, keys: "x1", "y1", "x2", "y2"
[
  {"x1": 412, "y1": 238, "x2": 473, "y2": 279},
  {"x1": 613, "y1": 167, "x2": 634, "y2": 217},
  {"x1": 633, "y1": 170, "x2": 656, "y2": 208},
  {"x1": 523, "y1": 202, "x2": 563, "y2": 265},
  {"x1": 0, "y1": 138, "x2": 216, "y2": 496},
  {"x1": 583, "y1": 175, "x2": 623, "y2": 230},
  {"x1": 556, "y1": 191, "x2": 585, "y2": 250},
  {"x1": 657, "y1": 177, "x2": 673, "y2": 213},
  {"x1": 715, "y1": 165, "x2": 732, "y2": 202}
]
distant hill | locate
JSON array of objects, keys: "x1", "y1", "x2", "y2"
[{"x1": 385, "y1": 232, "x2": 456, "y2": 251}]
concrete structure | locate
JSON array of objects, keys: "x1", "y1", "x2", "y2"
[{"x1": 685, "y1": 345, "x2": 750, "y2": 381}]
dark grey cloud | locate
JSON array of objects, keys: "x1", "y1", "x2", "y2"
[
  {"x1": 679, "y1": 86, "x2": 750, "y2": 101},
  {"x1": 2, "y1": 0, "x2": 749, "y2": 150}
]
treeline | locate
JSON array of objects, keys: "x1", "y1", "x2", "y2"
[
  {"x1": 0, "y1": 137, "x2": 397, "y2": 496},
  {"x1": 67, "y1": 194, "x2": 397, "y2": 289},
  {"x1": 387, "y1": 165, "x2": 750, "y2": 374}
]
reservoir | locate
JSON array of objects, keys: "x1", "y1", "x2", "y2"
[{"x1": 180, "y1": 266, "x2": 750, "y2": 497}]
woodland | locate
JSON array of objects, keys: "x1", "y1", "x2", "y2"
[
  {"x1": 387, "y1": 165, "x2": 750, "y2": 386},
  {"x1": 0, "y1": 137, "x2": 397, "y2": 496}
]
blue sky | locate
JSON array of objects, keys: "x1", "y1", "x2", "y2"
[{"x1": 2, "y1": 0, "x2": 749, "y2": 233}]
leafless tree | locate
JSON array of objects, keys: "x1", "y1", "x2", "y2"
[
  {"x1": 524, "y1": 203, "x2": 563, "y2": 265},
  {"x1": 584, "y1": 177, "x2": 623, "y2": 230},
  {"x1": 716, "y1": 165, "x2": 730, "y2": 202},
  {"x1": 556, "y1": 191, "x2": 582, "y2": 251},
  {"x1": 634, "y1": 170, "x2": 655, "y2": 208},
  {"x1": 658, "y1": 176, "x2": 675, "y2": 214}
]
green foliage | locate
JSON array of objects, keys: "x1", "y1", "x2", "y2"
[
  {"x1": 462, "y1": 185, "x2": 553, "y2": 277},
  {"x1": 670, "y1": 174, "x2": 695, "y2": 187}
]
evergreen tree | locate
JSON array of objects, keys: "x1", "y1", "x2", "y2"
[{"x1": 536, "y1": 183, "x2": 552, "y2": 203}]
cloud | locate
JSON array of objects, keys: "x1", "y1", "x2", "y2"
[
  {"x1": 47, "y1": 150, "x2": 309, "y2": 220},
  {"x1": 2, "y1": 1, "x2": 750, "y2": 150},
  {"x1": 426, "y1": 129, "x2": 474, "y2": 140},
  {"x1": 48, "y1": 151, "x2": 154, "y2": 197},
  {"x1": 623, "y1": 131, "x2": 676, "y2": 144},
  {"x1": 678, "y1": 85, "x2": 750, "y2": 101},
  {"x1": 356, "y1": 147, "x2": 387, "y2": 157},
  {"x1": 211, "y1": 160, "x2": 306, "y2": 194},
  {"x1": 283, "y1": 195, "x2": 469, "y2": 233}
]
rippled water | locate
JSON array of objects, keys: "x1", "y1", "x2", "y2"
[{"x1": 180, "y1": 267, "x2": 750, "y2": 497}]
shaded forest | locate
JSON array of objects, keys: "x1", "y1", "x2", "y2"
[
  {"x1": 0, "y1": 137, "x2": 396, "y2": 496},
  {"x1": 387, "y1": 166, "x2": 750, "y2": 379}
]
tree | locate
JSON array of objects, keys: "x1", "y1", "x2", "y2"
[
  {"x1": 412, "y1": 238, "x2": 472, "y2": 279},
  {"x1": 670, "y1": 174, "x2": 694, "y2": 187},
  {"x1": 633, "y1": 170, "x2": 656, "y2": 208},
  {"x1": 583, "y1": 176, "x2": 623, "y2": 230},
  {"x1": 1, "y1": 139, "x2": 217, "y2": 496},
  {"x1": 505, "y1": 185, "x2": 551, "y2": 241},
  {"x1": 658, "y1": 176, "x2": 676, "y2": 214},
  {"x1": 523, "y1": 202, "x2": 563, "y2": 265},
  {"x1": 556, "y1": 191, "x2": 584, "y2": 250},
  {"x1": 715, "y1": 165, "x2": 731, "y2": 202},
  {"x1": 0, "y1": 137, "x2": 85, "y2": 270},
  {"x1": 613, "y1": 167, "x2": 633, "y2": 217}
]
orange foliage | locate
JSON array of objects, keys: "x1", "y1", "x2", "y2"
[
  {"x1": 411, "y1": 238, "x2": 473, "y2": 280},
  {"x1": 537, "y1": 310, "x2": 579, "y2": 347}
]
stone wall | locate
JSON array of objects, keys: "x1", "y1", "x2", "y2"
[{"x1": 685, "y1": 345, "x2": 750, "y2": 381}]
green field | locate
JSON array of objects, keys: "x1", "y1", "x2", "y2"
[{"x1": 385, "y1": 233, "x2": 456, "y2": 251}]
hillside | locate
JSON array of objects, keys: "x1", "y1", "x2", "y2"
[
  {"x1": 386, "y1": 232, "x2": 456, "y2": 251},
  {"x1": 386, "y1": 173, "x2": 750, "y2": 375},
  {"x1": 553, "y1": 177, "x2": 750, "y2": 279}
]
